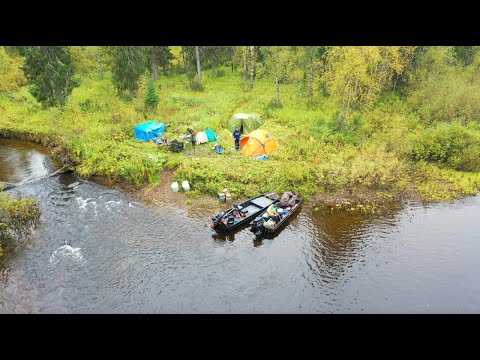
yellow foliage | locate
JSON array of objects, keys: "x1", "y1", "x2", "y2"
[
  {"x1": 325, "y1": 46, "x2": 416, "y2": 127},
  {"x1": 70, "y1": 46, "x2": 104, "y2": 78},
  {"x1": 0, "y1": 47, "x2": 26, "y2": 92},
  {"x1": 169, "y1": 46, "x2": 184, "y2": 68}
]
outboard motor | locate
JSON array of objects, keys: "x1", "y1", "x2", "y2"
[
  {"x1": 211, "y1": 210, "x2": 226, "y2": 228},
  {"x1": 250, "y1": 218, "x2": 264, "y2": 236}
]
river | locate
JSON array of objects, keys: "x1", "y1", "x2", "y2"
[{"x1": 1, "y1": 139, "x2": 480, "y2": 313}]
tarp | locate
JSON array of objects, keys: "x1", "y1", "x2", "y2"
[
  {"x1": 195, "y1": 131, "x2": 209, "y2": 144},
  {"x1": 204, "y1": 129, "x2": 216, "y2": 142},
  {"x1": 134, "y1": 121, "x2": 165, "y2": 142},
  {"x1": 227, "y1": 113, "x2": 264, "y2": 134},
  {"x1": 239, "y1": 129, "x2": 278, "y2": 156}
]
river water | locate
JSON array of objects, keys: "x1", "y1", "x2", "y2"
[{"x1": 1, "y1": 139, "x2": 480, "y2": 313}]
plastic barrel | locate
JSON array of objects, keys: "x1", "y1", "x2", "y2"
[
  {"x1": 171, "y1": 182, "x2": 179, "y2": 192},
  {"x1": 218, "y1": 193, "x2": 226, "y2": 202}
]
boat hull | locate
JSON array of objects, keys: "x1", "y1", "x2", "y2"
[
  {"x1": 210, "y1": 193, "x2": 279, "y2": 233},
  {"x1": 249, "y1": 197, "x2": 303, "y2": 237}
]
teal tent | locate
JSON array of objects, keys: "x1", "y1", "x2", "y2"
[{"x1": 204, "y1": 129, "x2": 216, "y2": 142}]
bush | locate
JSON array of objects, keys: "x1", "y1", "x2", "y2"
[
  {"x1": 189, "y1": 79, "x2": 204, "y2": 91},
  {"x1": 407, "y1": 122, "x2": 480, "y2": 171},
  {"x1": 0, "y1": 47, "x2": 27, "y2": 93},
  {"x1": 0, "y1": 193, "x2": 41, "y2": 249},
  {"x1": 347, "y1": 144, "x2": 407, "y2": 190},
  {"x1": 267, "y1": 98, "x2": 283, "y2": 109},
  {"x1": 214, "y1": 69, "x2": 225, "y2": 77}
]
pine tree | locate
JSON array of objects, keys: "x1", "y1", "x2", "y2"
[{"x1": 22, "y1": 46, "x2": 77, "y2": 107}]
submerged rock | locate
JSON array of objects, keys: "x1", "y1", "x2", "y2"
[{"x1": 67, "y1": 182, "x2": 80, "y2": 189}]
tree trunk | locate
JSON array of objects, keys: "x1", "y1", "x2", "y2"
[
  {"x1": 212, "y1": 52, "x2": 216, "y2": 76},
  {"x1": 275, "y1": 56, "x2": 281, "y2": 105},
  {"x1": 231, "y1": 46, "x2": 236, "y2": 72},
  {"x1": 195, "y1": 46, "x2": 202, "y2": 87},
  {"x1": 250, "y1": 46, "x2": 255, "y2": 90},
  {"x1": 130, "y1": 89, "x2": 135, "y2": 100},
  {"x1": 309, "y1": 46, "x2": 314, "y2": 99},
  {"x1": 161, "y1": 62, "x2": 167, "y2": 75},
  {"x1": 182, "y1": 47, "x2": 187, "y2": 72},
  {"x1": 337, "y1": 100, "x2": 350, "y2": 130},
  {"x1": 393, "y1": 73, "x2": 399, "y2": 91},
  {"x1": 470, "y1": 63, "x2": 480, "y2": 84},
  {"x1": 243, "y1": 47, "x2": 247, "y2": 86},
  {"x1": 97, "y1": 54, "x2": 103, "y2": 80},
  {"x1": 55, "y1": 86, "x2": 64, "y2": 106},
  {"x1": 151, "y1": 47, "x2": 159, "y2": 80}
]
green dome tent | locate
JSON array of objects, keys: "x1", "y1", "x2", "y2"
[{"x1": 227, "y1": 113, "x2": 264, "y2": 134}]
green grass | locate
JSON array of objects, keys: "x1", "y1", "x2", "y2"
[{"x1": 1, "y1": 66, "x2": 479, "y2": 203}]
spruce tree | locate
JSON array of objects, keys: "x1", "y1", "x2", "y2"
[
  {"x1": 22, "y1": 46, "x2": 77, "y2": 107},
  {"x1": 144, "y1": 79, "x2": 159, "y2": 112},
  {"x1": 110, "y1": 46, "x2": 145, "y2": 99}
]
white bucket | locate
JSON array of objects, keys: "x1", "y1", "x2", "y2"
[
  {"x1": 218, "y1": 192, "x2": 226, "y2": 203},
  {"x1": 182, "y1": 180, "x2": 190, "y2": 192},
  {"x1": 171, "y1": 181, "x2": 179, "y2": 193}
]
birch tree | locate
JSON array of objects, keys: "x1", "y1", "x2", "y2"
[
  {"x1": 243, "y1": 46, "x2": 247, "y2": 86},
  {"x1": 325, "y1": 46, "x2": 416, "y2": 129},
  {"x1": 250, "y1": 46, "x2": 255, "y2": 89},
  {"x1": 195, "y1": 45, "x2": 203, "y2": 88}
]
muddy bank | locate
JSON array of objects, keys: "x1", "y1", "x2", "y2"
[{"x1": 132, "y1": 170, "x2": 410, "y2": 215}]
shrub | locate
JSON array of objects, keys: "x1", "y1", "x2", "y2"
[
  {"x1": 267, "y1": 98, "x2": 283, "y2": 109},
  {"x1": 407, "y1": 122, "x2": 480, "y2": 171},
  {"x1": 0, "y1": 193, "x2": 41, "y2": 248},
  {"x1": 214, "y1": 69, "x2": 225, "y2": 77},
  {"x1": 189, "y1": 79, "x2": 204, "y2": 92}
]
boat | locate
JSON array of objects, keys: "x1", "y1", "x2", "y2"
[
  {"x1": 249, "y1": 194, "x2": 303, "y2": 237},
  {"x1": 210, "y1": 193, "x2": 279, "y2": 232}
]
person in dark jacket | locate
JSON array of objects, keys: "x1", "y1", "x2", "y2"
[
  {"x1": 187, "y1": 128, "x2": 197, "y2": 153},
  {"x1": 233, "y1": 127, "x2": 241, "y2": 150}
]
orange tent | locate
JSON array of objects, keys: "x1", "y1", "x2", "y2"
[{"x1": 239, "y1": 129, "x2": 278, "y2": 156}]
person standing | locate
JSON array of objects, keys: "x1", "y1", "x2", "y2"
[
  {"x1": 187, "y1": 128, "x2": 197, "y2": 154},
  {"x1": 233, "y1": 127, "x2": 241, "y2": 150}
]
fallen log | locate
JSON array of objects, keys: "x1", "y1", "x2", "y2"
[
  {"x1": 0, "y1": 181, "x2": 16, "y2": 191},
  {"x1": 1, "y1": 166, "x2": 73, "y2": 191}
]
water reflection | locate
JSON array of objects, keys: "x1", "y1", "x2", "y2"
[
  {"x1": 211, "y1": 222, "x2": 251, "y2": 242},
  {"x1": 0, "y1": 139, "x2": 61, "y2": 183},
  {"x1": 297, "y1": 203, "x2": 403, "y2": 287}
]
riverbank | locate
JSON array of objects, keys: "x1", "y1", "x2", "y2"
[{"x1": 1, "y1": 67, "x2": 480, "y2": 206}]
